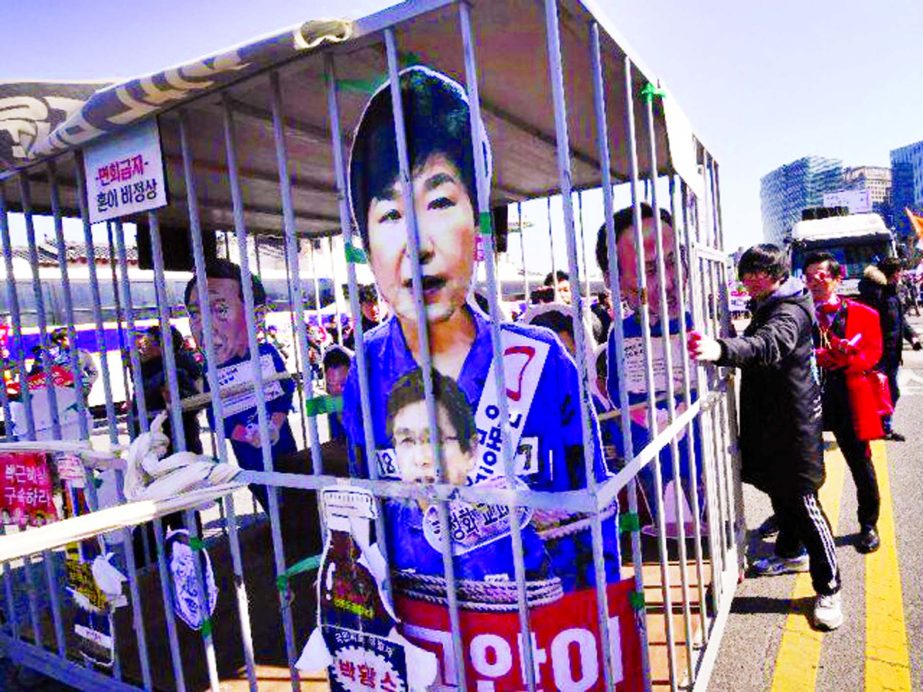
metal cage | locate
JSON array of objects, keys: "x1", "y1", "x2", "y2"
[{"x1": 0, "y1": 1, "x2": 742, "y2": 690}]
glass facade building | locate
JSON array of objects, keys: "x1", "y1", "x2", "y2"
[
  {"x1": 890, "y1": 140, "x2": 923, "y2": 238},
  {"x1": 760, "y1": 156, "x2": 844, "y2": 244}
]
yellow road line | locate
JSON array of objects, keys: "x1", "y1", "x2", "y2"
[
  {"x1": 770, "y1": 448, "x2": 847, "y2": 692},
  {"x1": 865, "y1": 440, "x2": 911, "y2": 690}
]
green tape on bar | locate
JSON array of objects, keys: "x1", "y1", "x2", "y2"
[
  {"x1": 478, "y1": 211, "x2": 493, "y2": 236},
  {"x1": 344, "y1": 242, "x2": 368, "y2": 264},
  {"x1": 618, "y1": 512, "x2": 641, "y2": 534},
  {"x1": 640, "y1": 82, "x2": 666, "y2": 103},
  {"x1": 189, "y1": 536, "x2": 205, "y2": 551},
  {"x1": 200, "y1": 618, "x2": 213, "y2": 637},
  {"x1": 305, "y1": 395, "x2": 343, "y2": 417},
  {"x1": 338, "y1": 78, "x2": 381, "y2": 94},
  {"x1": 277, "y1": 554, "x2": 322, "y2": 592},
  {"x1": 629, "y1": 590, "x2": 646, "y2": 611}
]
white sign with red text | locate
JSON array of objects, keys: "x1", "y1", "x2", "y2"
[{"x1": 83, "y1": 119, "x2": 167, "y2": 223}]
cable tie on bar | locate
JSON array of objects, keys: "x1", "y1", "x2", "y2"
[
  {"x1": 618, "y1": 512, "x2": 641, "y2": 534},
  {"x1": 276, "y1": 554, "x2": 322, "y2": 592},
  {"x1": 478, "y1": 211, "x2": 493, "y2": 237},
  {"x1": 338, "y1": 78, "x2": 380, "y2": 94},
  {"x1": 305, "y1": 395, "x2": 343, "y2": 417},
  {"x1": 336, "y1": 55, "x2": 420, "y2": 94},
  {"x1": 641, "y1": 82, "x2": 666, "y2": 103},
  {"x1": 629, "y1": 590, "x2": 646, "y2": 611},
  {"x1": 344, "y1": 242, "x2": 368, "y2": 264},
  {"x1": 200, "y1": 618, "x2": 213, "y2": 637},
  {"x1": 189, "y1": 536, "x2": 205, "y2": 551}
]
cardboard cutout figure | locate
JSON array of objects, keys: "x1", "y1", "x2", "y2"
[
  {"x1": 296, "y1": 485, "x2": 438, "y2": 692},
  {"x1": 596, "y1": 203, "x2": 705, "y2": 536},
  {"x1": 340, "y1": 66, "x2": 638, "y2": 690},
  {"x1": 184, "y1": 260, "x2": 295, "y2": 508}
]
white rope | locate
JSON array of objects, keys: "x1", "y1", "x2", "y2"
[{"x1": 0, "y1": 483, "x2": 242, "y2": 562}]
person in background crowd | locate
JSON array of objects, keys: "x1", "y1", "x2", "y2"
[
  {"x1": 596, "y1": 202, "x2": 702, "y2": 537},
  {"x1": 544, "y1": 270, "x2": 572, "y2": 305},
  {"x1": 804, "y1": 251, "x2": 884, "y2": 554},
  {"x1": 134, "y1": 325, "x2": 203, "y2": 455},
  {"x1": 591, "y1": 290, "x2": 613, "y2": 343},
  {"x1": 544, "y1": 270, "x2": 605, "y2": 343},
  {"x1": 50, "y1": 327, "x2": 98, "y2": 398},
  {"x1": 688, "y1": 244, "x2": 842, "y2": 631},
  {"x1": 858, "y1": 257, "x2": 922, "y2": 440},
  {"x1": 184, "y1": 259, "x2": 295, "y2": 510},
  {"x1": 323, "y1": 345, "x2": 351, "y2": 443}
]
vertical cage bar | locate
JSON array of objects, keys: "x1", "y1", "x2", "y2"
[
  {"x1": 686, "y1": 188, "x2": 724, "y2": 611},
  {"x1": 18, "y1": 175, "x2": 71, "y2": 664},
  {"x1": 623, "y1": 57, "x2": 680, "y2": 690},
  {"x1": 459, "y1": 4, "x2": 544, "y2": 689},
  {"x1": 323, "y1": 57, "x2": 390, "y2": 549},
  {"x1": 589, "y1": 22, "x2": 653, "y2": 691},
  {"x1": 383, "y1": 28, "x2": 469, "y2": 689},
  {"x1": 111, "y1": 220, "x2": 156, "y2": 691},
  {"x1": 19, "y1": 176, "x2": 63, "y2": 441},
  {"x1": 0, "y1": 182, "x2": 36, "y2": 442},
  {"x1": 141, "y1": 213, "x2": 191, "y2": 692},
  {"x1": 148, "y1": 206, "x2": 220, "y2": 691},
  {"x1": 517, "y1": 202, "x2": 529, "y2": 304},
  {"x1": 546, "y1": 196, "x2": 558, "y2": 301},
  {"x1": 0, "y1": 179, "x2": 42, "y2": 648},
  {"x1": 541, "y1": 2, "x2": 615, "y2": 689},
  {"x1": 327, "y1": 237, "x2": 344, "y2": 345},
  {"x1": 74, "y1": 157, "x2": 119, "y2": 446},
  {"x1": 269, "y1": 71, "x2": 326, "y2": 689},
  {"x1": 0, "y1": 185, "x2": 20, "y2": 643},
  {"x1": 177, "y1": 110, "x2": 256, "y2": 692},
  {"x1": 642, "y1": 88, "x2": 696, "y2": 683},
  {"x1": 671, "y1": 178, "x2": 709, "y2": 642},
  {"x1": 221, "y1": 92, "x2": 299, "y2": 692},
  {"x1": 105, "y1": 220, "x2": 136, "y2": 436}
]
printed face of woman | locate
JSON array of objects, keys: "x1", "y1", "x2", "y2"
[
  {"x1": 366, "y1": 155, "x2": 476, "y2": 330},
  {"x1": 187, "y1": 278, "x2": 249, "y2": 365},
  {"x1": 392, "y1": 399, "x2": 474, "y2": 487}
]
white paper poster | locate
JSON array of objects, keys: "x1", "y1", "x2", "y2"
[{"x1": 83, "y1": 119, "x2": 167, "y2": 223}]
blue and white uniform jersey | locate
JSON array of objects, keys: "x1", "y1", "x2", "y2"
[
  {"x1": 204, "y1": 341, "x2": 296, "y2": 473},
  {"x1": 606, "y1": 312, "x2": 702, "y2": 494},
  {"x1": 342, "y1": 304, "x2": 620, "y2": 592}
]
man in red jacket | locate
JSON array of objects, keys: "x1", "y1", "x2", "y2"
[{"x1": 803, "y1": 251, "x2": 883, "y2": 553}]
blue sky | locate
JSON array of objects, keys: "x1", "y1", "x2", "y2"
[{"x1": 2, "y1": 0, "x2": 921, "y2": 258}]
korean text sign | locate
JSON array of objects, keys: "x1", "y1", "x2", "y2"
[{"x1": 83, "y1": 119, "x2": 167, "y2": 223}]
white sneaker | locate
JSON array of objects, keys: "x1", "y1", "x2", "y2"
[{"x1": 813, "y1": 592, "x2": 843, "y2": 631}]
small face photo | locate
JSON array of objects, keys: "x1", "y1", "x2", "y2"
[
  {"x1": 391, "y1": 400, "x2": 474, "y2": 486},
  {"x1": 387, "y1": 369, "x2": 477, "y2": 489},
  {"x1": 187, "y1": 277, "x2": 249, "y2": 365}
]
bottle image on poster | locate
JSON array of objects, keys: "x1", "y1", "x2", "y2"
[{"x1": 296, "y1": 485, "x2": 438, "y2": 692}]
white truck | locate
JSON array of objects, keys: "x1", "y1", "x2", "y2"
[{"x1": 789, "y1": 212, "x2": 896, "y2": 294}]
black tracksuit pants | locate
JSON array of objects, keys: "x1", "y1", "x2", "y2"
[{"x1": 771, "y1": 492, "x2": 841, "y2": 596}]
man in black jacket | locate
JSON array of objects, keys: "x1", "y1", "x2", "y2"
[
  {"x1": 689, "y1": 244, "x2": 842, "y2": 631},
  {"x1": 857, "y1": 258, "x2": 922, "y2": 440}
]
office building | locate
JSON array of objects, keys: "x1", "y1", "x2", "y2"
[
  {"x1": 760, "y1": 156, "x2": 844, "y2": 244},
  {"x1": 891, "y1": 140, "x2": 923, "y2": 237}
]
